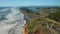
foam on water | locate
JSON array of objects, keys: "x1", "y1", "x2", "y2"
[{"x1": 0, "y1": 8, "x2": 26, "y2": 34}]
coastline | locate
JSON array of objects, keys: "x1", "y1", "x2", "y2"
[{"x1": 22, "y1": 24, "x2": 28, "y2": 34}]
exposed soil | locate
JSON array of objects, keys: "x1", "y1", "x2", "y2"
[{"x1": 22, "y1": 24, "x2": 28, "y2": 34}]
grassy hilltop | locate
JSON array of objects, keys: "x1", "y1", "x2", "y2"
[{"x1": 20, "y1": 6, "x2": 60, "y2": 34}]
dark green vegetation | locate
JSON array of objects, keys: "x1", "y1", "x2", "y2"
[
  {"x1": 20, "y1": 7, "x2": 60, "y2": 34},
  {"x1": 49, "y1": 11, "x2": 60, "y2": 22}
]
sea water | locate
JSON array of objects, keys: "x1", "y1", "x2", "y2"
[{"x1": 0, "y1": 8, "x2": 26, "y2": 34}]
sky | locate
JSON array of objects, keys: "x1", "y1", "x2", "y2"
[{"x1": 0, "y1": 0, "x2": 60, "y2": 7}]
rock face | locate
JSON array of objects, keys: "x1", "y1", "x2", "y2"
[{"x1": 0, "y1": 8, "x2": 26, "y2": 34}]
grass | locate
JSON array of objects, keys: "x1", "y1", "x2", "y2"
[{"x1": 27, "y1": 17, "x2": 60, "y2": 34}]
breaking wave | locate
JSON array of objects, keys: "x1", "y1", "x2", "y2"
[{"x1": 0, "y1": 8, "x2": 26, "y2": 34}]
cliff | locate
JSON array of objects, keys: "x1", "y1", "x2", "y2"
[{"x1": 20, "y1": 7, "x2": 60, "y2": 34}]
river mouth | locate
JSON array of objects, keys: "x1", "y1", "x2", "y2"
[{"x1": 0, "y1": 8, "x2": 26, "y2": 34}]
